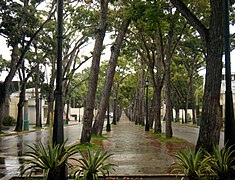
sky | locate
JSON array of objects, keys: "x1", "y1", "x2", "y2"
[
  {"x1": 0, "y1": 35, "x2": 112, "y2": 81},
  {"x1": 1, "y1": 28, "x2": 235, "y2": 81}
]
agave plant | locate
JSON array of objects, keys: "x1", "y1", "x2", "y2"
[
  {"x1": 172, "y1": 148, "x2": 211, "y2": 179},
  {"x1": 205, "y1": 145, "x2": 235, "y2": 179},
  {"x1": 20, "y1": 140, "x2": 78, "y2": 179},
  {"x1": 71, "y1": 148, "x2": 116, "y2": 180}
]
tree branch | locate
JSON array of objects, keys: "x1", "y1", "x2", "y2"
[{"x1": 170, "y1": 0, "x2": 209, "y2": 42}]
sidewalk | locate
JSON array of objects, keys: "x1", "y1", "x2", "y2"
[{"x1": 98, "y1": 115, "x2": 195, "y2": 176}]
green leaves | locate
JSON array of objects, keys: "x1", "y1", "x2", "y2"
[
  {"x1": 172, "y1": 148, "x2": 211, "y2": 178},
  {"x1": 20, "y1": 140, "x2": 78, "y2": 179},
  {"x1": 205, "y1": 145, "x2": 235, "y2": 179},
  {"x1": 172, "y1": 145, "x2": 235, "y2": 179},
  {"x1": 71, "y1": 148, "x2": 116, "y2": 180}
]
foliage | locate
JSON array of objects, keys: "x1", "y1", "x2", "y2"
[
  {"x1": 172, "y1": 145, "x2": 235, "y2": 179},
  {"x1": 71, "y1": 148, "x2": 116, "y2": 180},
  {"x1": 76, "y1": 142, "x2": 101, "y2": 152},
  {"x1": 172, "y1": 148, "x2": 211, "y2": 179},
  {"x1": 205, "y1": 145, "x2": 235, "y2": 179},
  {"x1": 3, "y1": 116, "x2": 16, "y2": 126},
  {"x1": 91, "y1": 135, "x2": 108, "y2": 141},
  {"x1": 20, "y1": 141, "x2": 78, "y2": 179}
]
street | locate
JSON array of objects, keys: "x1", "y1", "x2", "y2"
[
  {"x1": 0, "y1": 120, "x2": 226, "y2": 179},
  {"x1": 162, "y1": 122, "x2": 224, "y2": 148},
  {"x1": 0, "y1": 123, "x2": 82, "y2": 179}
]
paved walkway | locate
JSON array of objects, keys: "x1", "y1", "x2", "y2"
[{"x1": 98, "y1": 115, "x2": 195, "y2": 175}]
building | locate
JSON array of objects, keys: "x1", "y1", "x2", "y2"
[
  {"x1": 9, "y1": 88, "x2": 47, "y2": 125},
  {"x1": 220, "y1": 73, "x2": 235, "y2": 118}
]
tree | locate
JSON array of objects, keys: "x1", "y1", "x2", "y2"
[
  {"x1": 170, "y1": 0, "x2": 224, "y2": 152},
  {"x1": 92, "y1": 17, "x2": 131, "y2": 136},
  {"x1": 0, "y1": 0, "x2": 55, "y2": 130},
  {"x1": 81, "y1": 0, "x2": 110, "y2": 144}
]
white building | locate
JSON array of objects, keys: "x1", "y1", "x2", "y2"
[
  {"x1": 220, "y1": 73, "x2": 235, "y2": 118},
  {"x1": 9, "y1": 88, "x2": 47, "y2": 125}
]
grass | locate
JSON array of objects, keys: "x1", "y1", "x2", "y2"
[
  {"x1": 151, "y1": 132, "x2": 187, "y2": 143},
  {"x1": 157, "y1": 136, "x2": 187, "y2": 143},
  {"x1": 74, "y1": 134, "x2": 108, "y2": 152},
  {"x1": 76, "y1": 142, "x2": 101, "y2": 152},
  {"x1": 91, "y1": 134, "x2": 108, "y2": 141}
]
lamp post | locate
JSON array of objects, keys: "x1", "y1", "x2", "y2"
[
  {"x1": 135, "y1": 98, "x2": 138, "y2": 125},
  {"x1": 145, "y1": 80, "x2": 149, "y2": 131},
  {"x1": 39, "y1": 96, "x2": 42, "y2": 128},
  {"x1": 78, "y1": 107, "x2": 81, "y2": 122},
  {"x1": 53, "y1": 0, "x2": 66, "y2": 178},
  {"x1": 106, "y1": 101, "x2": 111, "y2": 131},
  {"x1": 131, "y1": 103, "x2": 134, "y2": 121},
  {"x1": 223, "y1": 0, "x2": 235, "y2": 147},
  {"x1": 24, "y1": 100, "x2": 29, "y2": 131},
  {"x1": 113, "y1": 98, "x2": 117, "y2": 125}
]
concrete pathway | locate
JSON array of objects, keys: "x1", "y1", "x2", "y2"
[{"x1": 100, "y1": 115, "x2": 194, "y2": 175}]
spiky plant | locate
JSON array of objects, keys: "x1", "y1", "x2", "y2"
[
  {"x1": 72, "y1": 148, "x2": 116, "y2": 180},
  {"x1": 172, "y1": 148, "x2": 211, "y2": 179},
  {"x1": 205, "y1": 145, "x2": 235, "y2": 179},
  {"x1": 20, "y1": 141, "x2": 78, "y2": 180}
]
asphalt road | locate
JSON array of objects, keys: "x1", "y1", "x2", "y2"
[
  {"x1": 0, "y1": 123, "x2": 82, "y2": 179},
  {"x1": 162, "y1": 122, "x2": 224, "y2": 148}
]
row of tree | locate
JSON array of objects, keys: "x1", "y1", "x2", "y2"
[{"x1": 0, "y1": 0, "x2": 234, "y2": 153}]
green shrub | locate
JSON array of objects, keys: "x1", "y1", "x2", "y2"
[
  {"x1": 172, "y1": 145, "x2": 235, "y2": 179},
  {"x1": 3, "y1": 116, "x2": 16, "y2": 126},
  {"x1": 20, "y1": 140, "x2": 78, "y2": 180},
  {"x1": 172, "y1": 148, "x2": 211, "y2": 179},
  {"x1": 205, "y1": 145, "x2": 235, "y2": 179},
  {"x1": 71, "y1": 148, "x2": 116, "y2": 180}
]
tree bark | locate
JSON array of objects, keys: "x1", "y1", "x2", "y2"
[
  {"x1": 149, "y1": 91, "x2": 156, "y2": 129},
  {"x1": 46, "y1": 57, "x2": 56, "y2": 125},
  {"x1": 91, "y1": 19, "x2": 130, "y2": 135},
  {"x1": 15, "y1": 82, "x2": 26, "y2": 132},
  {"x1": 81, "y1": 0, "x2": 109, "y2": 143},
  {"x1": 170, "y1": 0, "x2": 223, "y2": 152},
  {"x1": 175, "y1": 106, "x2": 180, "y2": 122}
]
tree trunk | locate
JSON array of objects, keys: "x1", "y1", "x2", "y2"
[
  {"x1": 46, "y1": 62, "x2": 55, "y2": 125},
  {"x1": 0, "y1": 44, "x2": 18, "y2": 130},
  {"x1": 164, "y1": 14, "x2": 175, "y2": 138},
  {"x1": 165, "y1": 72, "x2": 173, "y2": 138},
  {"x1": 175, "y1": 107, "x2": 180, "y2": 122},
  {"x1": 190, "y1": 77, "x2": 197, "y2": 124},
  {"x1": 149, "y1": 91, "x2": 156, "y2": 129},
  {"x1": 81, "y1": 0, "x2": 109, "y2": 143},
  {"x1": 15, "y1": 82, "x2": 26, "y2": 132},
  {"x1": 170, "y1": 0, "x2": 223, "y2": 153},
  {"x1": 196, "y1": 34, "x2": 223, "y2": 151},
  {"x1": 184, "y1": 106, "x2": 188, "y2": 123},
  {"x1": 91, "y1": 19, "x2": 130, "y2": 136},
  {"x1": 154, "y1": 87, "x2": 162, "y2": 133}
]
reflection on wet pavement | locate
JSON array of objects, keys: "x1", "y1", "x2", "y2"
[
  {"x1": 98, "y1": 116, "x2": 195, "y2": 175},
  {"x1": 0, "y1": 123, "x2": 82, "y2": 179},
  {"x1": 0, "y1": 116, "x2": 196, "y2": 178}
]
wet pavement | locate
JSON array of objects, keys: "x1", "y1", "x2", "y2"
[
  {"x1": 0, "y1": 116, "x2": 216, "y2": 179},
  {"x1": 97, "y1": 116, "x2": 195, "y2": 176},
  {"x1": 0, "y1": 121, "x2": 82, "y2": 179}
]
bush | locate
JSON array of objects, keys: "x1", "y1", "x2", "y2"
[
  {"x1": 172, "y1": 148, "x2": 211, "y2": 179},
  {"x1": 20, "y1": 140, "x2": 78, "y2": 179},
  {"x1": 71, "y1": 148, "x2": 116, "y2": 180},
  {"x1": 3, "y1": 116, "x2": 16, "y2": 126},
  {"x1": 172, "y1": 145, "x2": 235, "y2": 179}
]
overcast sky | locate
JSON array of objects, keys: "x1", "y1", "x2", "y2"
[{"x1": 1, "y1": 28, "x2": 235, "y2": 82}]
